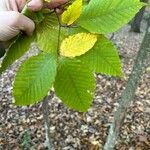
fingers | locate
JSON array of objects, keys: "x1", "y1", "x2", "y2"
[
  {"x1": 0, "y1": 0, "x2": 8, "y2": 11},
  {"x1": 5, "y1": 0, "x2": 43, "y2": 12},
  {"x1": 27, "y1": 0, "x2": 69, "y2": 10},
  {"x1": 27, "y1": 0, "x2": 43, "y2": 11},
  {"x1": 46, "y1": 0, "x2": 68, "y2": 9},
  {"x1": 6, "y1": 0, "x2": 27, "y2": 12},
  {"x1": 0, "y1": 11, "x2": 35, "y2": 38},
  {"x1": 16, "y1": 0, "x2": 43, "y2": 12},
  {"x1": 6, "y1": 0, "x2": 19, "y2": 11},
  {"x1": 0, "y1": 24, "x2": 19, "y2": 41},
  {"x1": 16, "y1": 0, "x2": 26, "y2": 12},
  {"x1": 4, "y1": 0, "x2": 68, "y2": 12},
  {"x1": 11, "y1": 11, "x2": 35, "y2": 36}
]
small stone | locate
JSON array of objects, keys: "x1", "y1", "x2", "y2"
[
  {"x1": 86, "y1": 116, "x2": 92, "y2": 123},
  {"x1": 81, "y1": 125, "x2": 88, "y2": 133},
  {"x1": 19, "y1": 126, "x2": 23, "y2": 132}
]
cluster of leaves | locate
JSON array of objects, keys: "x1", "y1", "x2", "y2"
[{"x1": 0, "y1": 0, "x2": 144, "y2": 112}]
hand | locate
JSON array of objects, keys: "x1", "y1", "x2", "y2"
[
  {"x1": 0, "y1": 0, "x2": 68, "y2": 42},
  {"x1": 28, "y1": 0, "x2": 68, "y2": 11}
]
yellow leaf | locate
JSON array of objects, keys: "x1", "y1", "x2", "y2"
[
  {"x1": 44, "y1": 0, "x2": 51, "y2": 2},
  {"x1": 60, "y1": 33, "x2": 97, "y2": 58},
  {"x1": 61, "y1": 0, "x2": 82, "y2": 25}
]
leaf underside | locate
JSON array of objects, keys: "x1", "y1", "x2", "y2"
[{"x1": 0, "y1": 35, "x2": 33, "y2": 74}]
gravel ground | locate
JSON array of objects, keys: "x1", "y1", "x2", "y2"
[{"x1": 0, "y1": 24, "x2": 150, "y2": 150}]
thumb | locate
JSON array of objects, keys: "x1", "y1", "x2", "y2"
[
  {"x1": 8, "y1": 11, "x2": 35, "y2": 36},
  {"x1": 15, "y1": 12, "x2": 35, "y2": 35},
  {"x1": 0, "y1": 11, "x2": 35, "y2": 41}
]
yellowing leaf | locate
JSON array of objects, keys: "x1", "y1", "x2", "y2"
[
  {"x1": 60, "y1": 33, "x2": 97, "y2": 58},
  {"x1": 44, "y1": 0, "x2": 51, "y2": 2},
  {"x1": 61, "y1": 0, "x2": 82, "y2": 25}
]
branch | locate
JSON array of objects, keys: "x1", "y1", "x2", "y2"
[
  {"x1": 104, "y1": 17, "x2": 150, "y2": 150},
  {"x1": 42, "y1": 93, "x2": 54, "y2": 150}
]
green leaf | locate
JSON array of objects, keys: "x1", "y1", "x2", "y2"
[
  {"x1": 28, "y1": 12, "x2": 45, "y2": 24},
  {"x1": 78, "y1": 35, "x2": 122, "y2": 77},
  {"x1": 22, "y1": 6, "x2": 44, "y2": 24},
  {"x1": 0, "y1": 35, "x2": 33, "y2": 74},
  {"x1": 36, "y1": 13, "x2": 60, "y2": 54},
  {"x1": 13, "y1": 52, "x2": 57, "y2": 106},
  {"x1": 54, "y1": 58, "x2": 96, "y2": 112},
  {"x1": 78, "y1": 0, "x2": 145, "y2": 34},
  {"x1": 66, "y1": 26, "x2": 88, "y2": 35}
]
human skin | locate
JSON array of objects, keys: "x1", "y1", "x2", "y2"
[{"x1": 0, "y1": 0, "x2": 68, "y2": 41}]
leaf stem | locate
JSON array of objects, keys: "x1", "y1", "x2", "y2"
[{"x1": 55, "y1": 10, "x2": 62, "y2": 55}]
